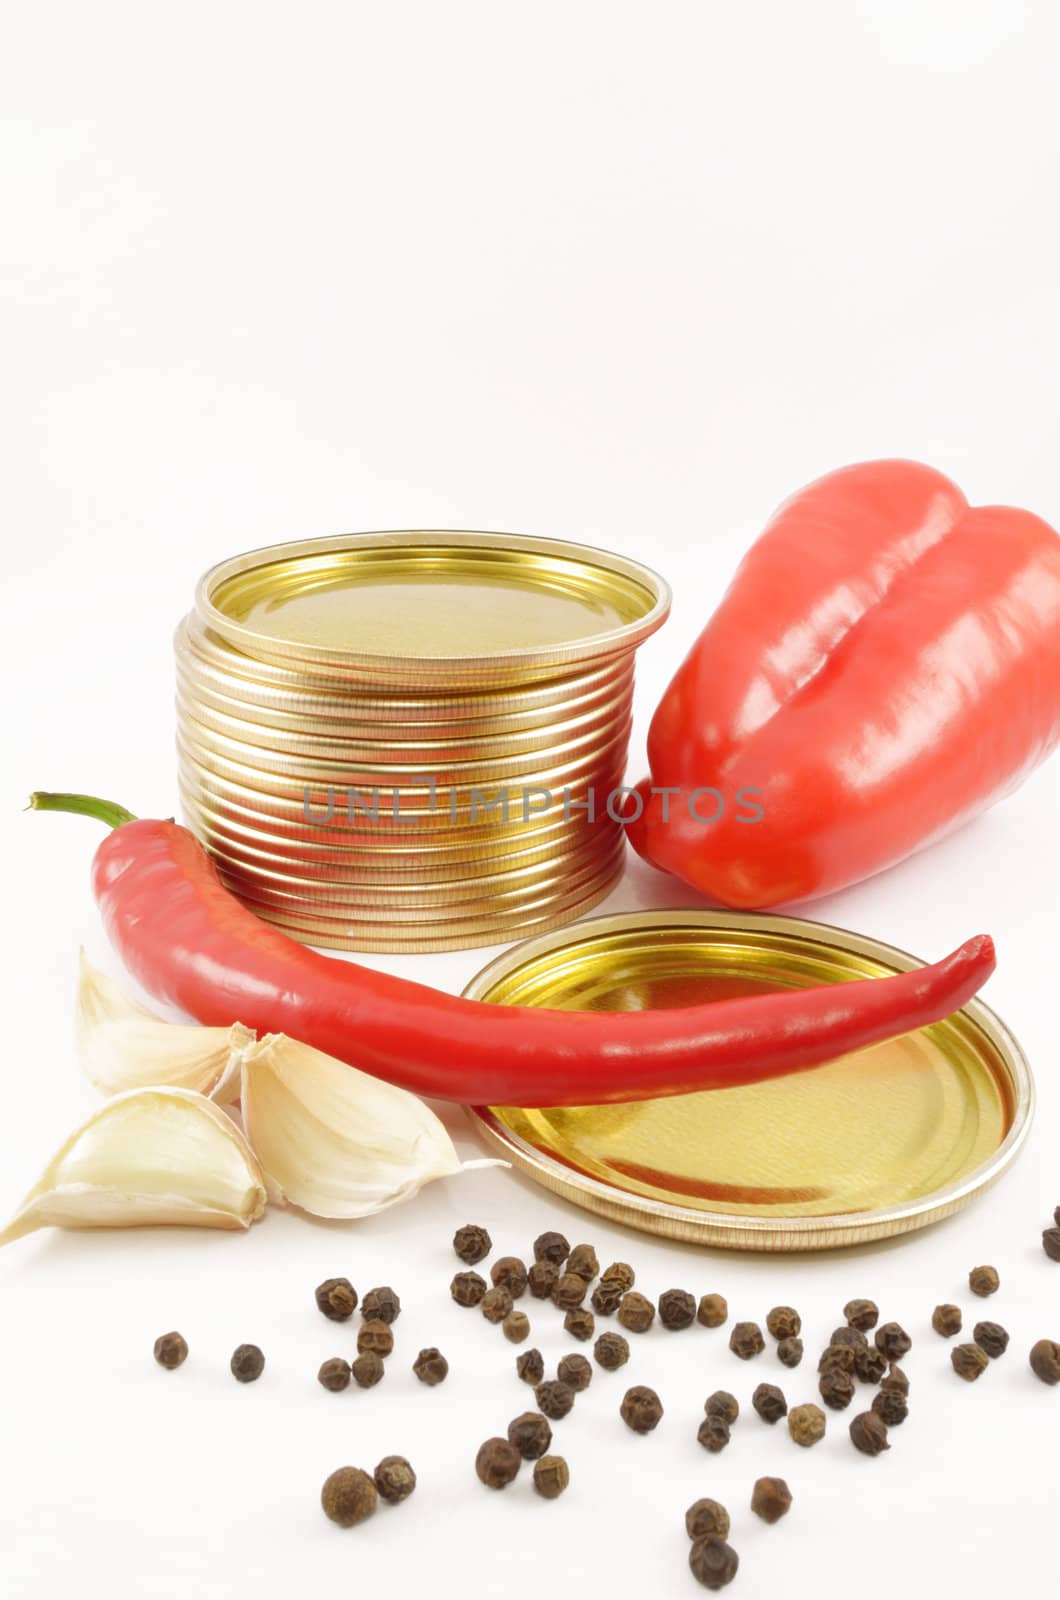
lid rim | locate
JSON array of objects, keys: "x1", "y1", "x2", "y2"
[
  {"x1": 194, "y1": 528, "x2": 671, "y2": 677},
  {"x1": 460, "y1": 907, "x2": 1035, "y2": 1251}
]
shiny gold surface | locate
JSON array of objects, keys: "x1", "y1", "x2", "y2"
[
  {"x1": 238, "y1": 860, "x2": 624, "y2": 953},
  {"x1": 219, "y1": 549, "x2": 635, "y2": 654},
  {"x1": 463, "y1": 911, "x2": 1033, "y2": 1250},
  {"x1": 178, "y1": 617, "x2": 638, "y2": 719},
  {"x1": 175, "y1": 675, "x2": 635, "y2": 761},
  {"x1": 178, "y1": 531, "x2": 665, "y2": 951},
  {"x1": 212, "y1": 832, "x2": 625, "y2": 912},
  {"x1": 178, "y1": 778, "x2": 602, "y2": 866},
  {"x1": 176, "y1": 705, "x2": 633, "y2": 785},
  {"x1": 195, "y1": 530, "x2": 669, "y2": 682},
  {"x1": 201, "y1": 823, "x2": 620, "y2": 892},
  {"x1": 178, "y1": 741, "x2": 628, "y2": 829}
]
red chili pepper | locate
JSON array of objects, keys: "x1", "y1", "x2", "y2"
[
  {"x1": 626, "y1": 459, "x2": 1060, "y2": 906},
  {"x1": 32, "y1": 792, "x2": 996, "y2": 1108}
]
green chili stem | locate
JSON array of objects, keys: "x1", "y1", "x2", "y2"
[{"x1": 28, "y1": 791, "x2": 138, "y2": 829}]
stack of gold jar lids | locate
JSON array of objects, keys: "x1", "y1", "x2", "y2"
[{"x1": 176, "y1": 530, "x2": 670, "y2": 953}]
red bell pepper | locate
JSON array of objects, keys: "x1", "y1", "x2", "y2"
[{"x1": 626, "y1": 459, "x2": 1060, "y2": 906}]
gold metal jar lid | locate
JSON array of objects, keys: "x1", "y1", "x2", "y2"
[
  {"x1": 178, "y1": 776, "x2": 603, "y2": 867},
  {"x1": 209, "y1": 829, "x2": 626, "y2": 912},
  {"x1": 176, "y1": 702, "x2": 633, "y2": 786},
  {"x1": 235, "y1": 863, "x2": 624, "y2": 954},
  {"x1": 462, "y1": 910, "x2": 1034, "y2": 1252},
  {"x1": 193, "y1": 530, "x2": 670, "y2": 686},
  {"x1": 177, "y1": 614, "x2": 637, "y2": 722},
  {"x1": 175, "y1": 674, "x2": 635, "y2": 763},
  {"x1": 179, "y1": 529, "x2": 667, "y2": 951},
  {"x1": 177, "y1": 737, "x2": 630, "y2": 830}
]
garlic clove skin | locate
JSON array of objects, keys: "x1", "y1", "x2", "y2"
[
  {"x1": 240, "y1": 1032, "x2": 505, "y2": 1220},
  {"x1": 0, "y1": 1087, "x2": 267, "y2": 1246},
  {"x1": 76, "y1": 949, "x2": 252, "y2": 1102}
]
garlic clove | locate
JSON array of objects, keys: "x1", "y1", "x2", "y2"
[
  {"x1": 0, "y1": 1087, "x2": 267, "y2": 1246},
  {"x1": 76, "y1": 949, "x2": 252, "y2": 1102},
  {"x1": 240, "y1": 1032, "x2": 505, "y2": 1219}
]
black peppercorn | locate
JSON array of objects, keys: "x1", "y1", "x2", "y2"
[
  {"x1": 819, "y1": 1367, "x2": 856, "y2": 1410},
  {"x1": 503, "y1": 1310, "x2": 531, "y2": 1345},
  {"x1": 412, "y1": 1347, "x2": 449, "y2": 1386},
  {"x1": 777, "y1": 1336, "x2": 804, "y2": 1369},
  {"x1": 230, "y1": 1344, "x2": 265, "y2": 1383},
  {"x1": 932, "y1": 1303, "x2": 962, "y2": 1338},
  {"x1": 617, "y1": 1291, "x2": 655, "y2": 1332},
  {"x1": 969, "y1": 1264, "x2": 1000, "y2": 1297},
  {"x1": 874, "y1": 1321, "x2": 912, "y2": 1360},
  {"x1": 752, "y1": 1382, "x2": 787, "y2": 1423},
  {"x1": 728, "y1": 1321, "x2": 765, "y2": 1359},
  {"x1": 1042, "y1": 1228, "x2": 1060, "y2": 1263},
  {"x1": 697, "y1": 1293, "x2": 728, "y2": 1328},
  {"x1": 552, "y1": 1273, "x2": 588, "y2": 1311},
  {"x1": 533, "y1": 1455, "x2": 570, "y2": 1499},
  {"x1": 705, "y1": 1391, "x2": 739, "y2": 1424},
  {"x1": 527, "y1": 1260, "x2": 560, "y2": 1299},
  {"x1": 475, "y1": 1437, "x2": 521, "y2": 1489},
  {"x1": 321, "y1": 1466, "x2": 377, "y2": 1526},
  {"x1": 819, "y1": 1343, "x2": 855, "y2": 1374},
  {"x1": 658, "y1": 1288, "x2": 697, "y2": 1330},
  {"x1": 507, "y1": 1410, "x2": 553, "y2": 1459},
  {"x1": 854, "y1": 1344, "x2": 888, "y2": 1384},
  {"x1": 697, "y1": 1416, "x2": 731, "y2": 1452},
  {"x1": 153, "y1": 1331, "x2": 188, "y2": 1370},
  {"x1": 974, "y1": 1321, "x2": 1009, "y2": 1359},
  {"x1": 565, "y1": 1307, "x2": 594, "y2": 1342},
  {"x1": 374, "y1": 1455, "x2": 416, "y2": 1505},
  {"x1": 871, "y1": 1387, "x2": 908, "y2": 1425},
  {"x1": 951, "y1": 1342, "x2": 989, "y2": 1382},
  {"x1": 533, "y1": 1230, "x2": 569, "y2": 1265},
  {"x1": 750, "y1": 1476, "x2": 792, "y2": 1523},
  {"x1": 557, "y1": 1353, "x2": 592, "y2": 1392},
  {"x1": 491, "y1": 1256, "x2": 528, "y2": 1298},
  {"x1": 516, "y1": 1347, "x2": 545, "y2": 1385},
  {"x1": 358, "y1": 1320, "x2": 394, "y2": 1358},
  {"x1": 1030, "y1": 1338, "x2": 1060, "y2": 1384},
  {"x1": 844, "y1": 1298, "x2": 879, "y2": 1331},
  {"x1": 830, "y1": 1325, "x2": 867, "y2": 1350},
  {"x1": 600, "y1": 1261, "x2": 635, "y2": 1291},
  {"x1": 481, "y1": 1285, "x2": 514, "y2": 1324},
  {"x1": 318, "y1": 1357, "x2": 352, "y2": 1392},
  {"x1": 686, "y1": 1499, "x2": 731, "y2": 1540},
  {"x1": 591, "y1": 1280, "x2": 624, "y2": 1316},
  {"x1": 881, "y1": 1362, "x2": 909, "y2": 1395},
  {"x1": 450, "y1": 1270, "x2": 487, "y2": 1307},
  {"x1": 351, "y1": 1351, "x2": 385, "y2": 1388},
  {"x1": 453, "y1": 1224, "x2": 492, "y2": 1264},
  {"x1": 361, "y1": 1286, "x2": 401, "y2": 1324},
  {"x1": 788, "y1": 1403, "x2": 826, "y2": 1446},
  {"x1": 567, "y1": 1243, "x2": 599, "y2": 1282},
  {"x1": 315, "y1": 1278, "x2": 357, "y2": 1321},
  {"x1": 689, "y1": 1536, "x2": 739, "y2": 1590},
  {"x1": 594, "y1": 1331, "x2": 630, "y2": 1370},
  {"x1": 850, "y1": 1411, "x2": 890, "y2": 1455},
  {"x1": 535, "y1": 1379, "x2": 575, "y2": 1420},
  {"x1": 620, "y1": 1384, "x2": 664, "y2": 1433},
  {"x1": 765, "y1": 1305, "x2": 801, "y2": 1340}
]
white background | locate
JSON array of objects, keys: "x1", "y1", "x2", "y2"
[{"x1": 2, "y1": 3, "x2": 1059, "y2": 1596}]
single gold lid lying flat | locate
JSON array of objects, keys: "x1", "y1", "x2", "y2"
[
  {"x1": 194, "y1": 530, "x2": 670, "y2": 684},
  {"x1": 462, "y1": 910, "x2": 1033, "y2": 1252}
]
